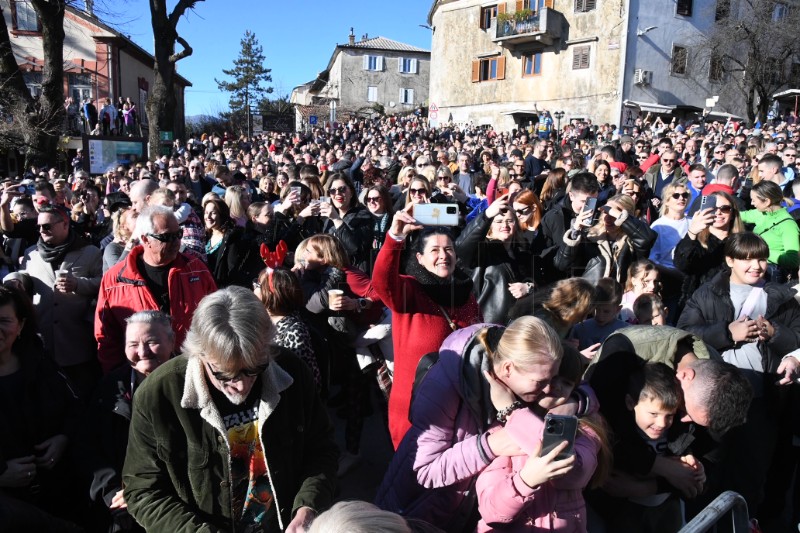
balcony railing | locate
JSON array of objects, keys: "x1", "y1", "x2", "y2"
[{"x1": 493, "y1": 8, "x2": 562, "y2": 48}]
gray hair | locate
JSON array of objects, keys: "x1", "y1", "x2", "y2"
[
  {"x1": 125, "y1": 310, "x2": 174, "y2": 340},
  {"x1": 182, "y1": 286, "x2": 275, "y2": 371},
  {"x1": 307, "y1": 501, "x2": 410, "y2": 533},
  {"x1": 134, "y1": 205, "x2": 177, "y2": 237}
]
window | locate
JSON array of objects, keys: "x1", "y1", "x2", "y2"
[
  {"x1": 23, "y1": 71, "x2": 41, "y2": 98},
  {"x1": 480, "y1": 5, "x2": 498, "y2": 29},
  {"x1": 715, "y1": 0, "x2": 730, "y2": 20},
  {"x1": 572, "y1": 46, "x2": 590, "y2": 69},
  {"x1": 709, "y1": 53, "x2": 724, "y2": 82},
  {"x1": 574, "y1": 0, "x2": 596, "y2": 13},
  {"x1": 472, "y1": 56, "x2": 506, "y2": 82},
  {"x1": 671, "y1": 45, "x2": 688, "y2": 76},
  {"x1": 367, "y1": 86, "x2": 378, "y2": 102},
  {"x1": 398, "y1": 57, "x2": 418, "y2": 74},
  {"x1": 11, "y1": 0, "x2": 39, "y2": 32},
  {"x1": 676, "y1": 0, "x2": 693, "y2": 16},
  {"x1": 523, "y1": 53, "x2": 542, "y2": 76},
  {"x1": 363, "y1": 55, "x2": 384, "y2": 71},
  {"x1": 399, "y1": 88, "x2": 414, "y2": 105},
  {"x1": 69, "y1": 73, "x2": 93, "y2": 103}
]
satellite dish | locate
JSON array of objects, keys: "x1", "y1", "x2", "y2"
[{"x1": 390, "y1": 101, "x2": 396, "y2": 108}]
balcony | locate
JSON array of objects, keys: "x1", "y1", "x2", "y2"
[{"x1": 493, "y1": 8, "x2": 562, "y2": 49}]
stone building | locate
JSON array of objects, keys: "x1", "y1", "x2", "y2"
[
  {"x1": 427, "y1": 0, "x2": 743, "y2": 131},
  {"x1": 291, "y1": 30, "x2": 431, "y2": 130}
]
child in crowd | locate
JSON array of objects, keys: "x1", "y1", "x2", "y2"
[
  {"x1": 633, "y1": 293, "x2": 667, "y2": 326},
  {"x1": 571, "y1": 278, "x2": 628, "y2": 355},
  {"x1": 620, "y1": 260, "x2": 660, "y2": 323},
  {"x1": 476, "y1": 347, "x2": 611, "y2": 532},
  {"x1": 602, "y1": 363, "x2": 703, "y2": 533}
]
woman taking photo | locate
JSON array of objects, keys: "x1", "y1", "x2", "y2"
[
  {"x1": 674, "y1": 191, "x2": 744, "y2": 312},
  {"x1": 319, "y1": 173, "x2": 373, "y2": 272},
  {"x1": 262, "y1": 181, "x2": 321, "y2": 260},
  {"x1": 555, "y1": 193, "x2": 657, "y2": 286},
  {"x1": 372, "y1": 205, "x2": 482, "y2": 448},
  {"x1": 741, "y1": 180, "x2": 800, "y2": 282},
  {"x1": 455, "y1": 194, "x2": 534, "y2": 324},
  {"x1": 377, "y1": 316, "x2": 577, "y2": 532}
]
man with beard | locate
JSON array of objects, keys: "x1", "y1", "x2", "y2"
[{"x1": 123, "y1": 286, "x2": 338, "y2": 533}]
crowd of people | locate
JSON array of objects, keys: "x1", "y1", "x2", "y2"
[
  {"x1": 1, "y1": 110, "x2": 799, "y2": 532},
  {"x1": 64, "y1": 96, "x2": 140, "y2": 137}
]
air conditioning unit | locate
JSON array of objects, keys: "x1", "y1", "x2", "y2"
[{"x1": 634, "y1": 69, "x2": 651, "y2": 86}]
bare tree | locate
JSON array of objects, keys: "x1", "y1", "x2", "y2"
[
  {"x1": 146, "y1": 0, "x2": 203, "y2": 160},
  {"x1": 703, "y1": 0, "x2": 800, "y2": 123},
  {"x1": 0, "y1": 0, "x2": 66, "y2": 169}
]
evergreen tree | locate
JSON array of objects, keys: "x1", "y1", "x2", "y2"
[{"x1": 215, "y1": 31, "x2": 273, "y2": 137}]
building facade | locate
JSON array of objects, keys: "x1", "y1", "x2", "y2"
[
  {"x1": 428, "y1": 0, "x2": 745, "y2": 131},
  {"x1": 292, "y1": 32, "x2": 431, "y2": 130},
  {"x1": 1, "y1": 1, "x2": 190, "y2": 146}
]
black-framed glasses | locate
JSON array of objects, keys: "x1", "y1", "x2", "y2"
[
  {"x1": 328, "y1": 186, "x2": 348, "y2": 195},
  {"x1": 671, "y1": 192, "x2": 690, "y2": 200},
  {"x1": 409, "y1": 188, "x2": 427, "y2": 196},
  {"x1": 205, "y1": 360, "x2": 268, "y2": 383},
  {"x1": 147, "y1": 230, "x2": 183, "y2": 243}
]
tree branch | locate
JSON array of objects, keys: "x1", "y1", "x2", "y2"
[
  {"x1": 168, "y1": 0, "x2": 204, "y2": 30},
  {"x1": 169, "y1": 35, "x2": 193, "y2": 63}
]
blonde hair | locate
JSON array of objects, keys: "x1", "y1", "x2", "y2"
[
  {"x1": 478, "y1": 316, "x2": 563, "y2": 372},
  {"x1": 225, "y1": 185, "x2": 249, "y2": 220},
  {"x1": 659, "y1": 182, "x2": 688, "y2": 217},
  {"x1": 307, "y1": 501, "x2": 410, "y2": 533},
  {"x1": 112, "y1": 207, "x2": 133, "y2": 242},
  {"x1": 419, "y1": 164, "x2": 437, "y2": 183},
  {"x1": 587, "y1": 194, "x2": 635, "y2": 240}
]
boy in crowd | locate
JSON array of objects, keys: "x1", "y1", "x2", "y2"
[{"x1": 633, "y1": 293, "x2": 667, "y2": 326}]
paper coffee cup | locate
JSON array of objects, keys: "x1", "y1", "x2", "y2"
[
  {"x1": 55, "y1": 269, "x2": 69, "y2": 280},
  {"x1": 328, "y1": 289, "x2": 344, "y2": 310}
]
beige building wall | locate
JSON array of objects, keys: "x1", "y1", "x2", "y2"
[{"x1": 429, "y1": 0, "x2": 626, "y2": 129}]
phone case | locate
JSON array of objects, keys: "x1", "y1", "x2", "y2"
[
  {"x1": 541, "y1": 414, "x2": 579, "y2": 461},
  {"x1": 413, "y1": 203, "x2": 460, "y2": 226}
]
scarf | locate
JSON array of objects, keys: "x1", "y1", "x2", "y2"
[
  {"x1": 372, "y1": 213, "x2": 389, "y2": 249},
  {"x1": 37, "y1": 230, "x2": 82, "y2": 266},
  {"x1": 406, "y1": 258, "x2": 474, "y2": 308}
]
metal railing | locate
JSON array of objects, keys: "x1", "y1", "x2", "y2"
[
  {"x1": 496, "y1": 12, "x2": 541, "y2": 38},
  {"x1": 679, "y1": 491, "x2": 751, "y2": 532}
]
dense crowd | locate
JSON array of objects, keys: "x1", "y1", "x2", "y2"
[{"x1": 1, "y1": 111, "x2": 799, "y2": 533}]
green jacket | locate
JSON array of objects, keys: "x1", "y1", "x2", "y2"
[{"x1": 122, "y1": 351, "x2": 338, "y2": 532}]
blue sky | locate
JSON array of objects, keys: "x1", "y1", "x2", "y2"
[{"x1": 113, "y1": 0, "x2": 435, "y2": 116}]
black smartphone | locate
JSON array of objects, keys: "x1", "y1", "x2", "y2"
[
  {"x1": 541, "y1": 414, "x2": 579, "y2": 461},
  {"x1": 580, "y1": 197, "x2": 597, "y2": 226}
]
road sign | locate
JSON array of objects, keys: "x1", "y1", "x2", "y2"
[
  {"x1": 309, "y1": 115, "x2": 318, "y2": 125},
  {"x1": 430, "y1": 103, "x2": 438, "y2": 113}
]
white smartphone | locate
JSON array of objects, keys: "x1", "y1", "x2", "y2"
[{"x1": 413, "y1": 203, "x2": 460, "y2": 226}]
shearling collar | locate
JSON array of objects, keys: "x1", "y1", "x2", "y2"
[{"x1": 180, "y1": 354, "x2": 294, "y2": 436}]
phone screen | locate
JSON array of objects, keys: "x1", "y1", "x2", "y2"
[{"x1": 581, "y1": 197, "x2": 597, "y2": 226}]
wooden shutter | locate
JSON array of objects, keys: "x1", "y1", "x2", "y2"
[
  {"x1": 377, "y1": 56, "x2": 384, "y2": 71},
  {"x1": 412, "y1": 58, "x2": 418, "y2": 74},
  {"x1": 496, "y1": 56, "x2": 506, "y2": 80},
  {"x1": 516, "y1": 0, "x2": 524, "y2": 11},
  {"x1": 363, "y1": 56, "x2": 369, "y2": 70},
  {"x1": 472, "y1": 60, "x2": 481, "y2": 82},
  {"x1": 498, "y1": 2, "x2": 507, "y2": 14},
  {"x1": 586, "y1": 0, "x2": 596, "y2": 10},
  {"x1": 573, "y1": 46, "x2": 589, "y2": 69}
]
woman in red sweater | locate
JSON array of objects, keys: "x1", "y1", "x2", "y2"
[{"x1": 373, "y1": 204, "x2": 482, "y2": 448}]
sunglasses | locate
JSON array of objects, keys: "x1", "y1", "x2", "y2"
[
  {"x1": 714, "y1": 150, "x2": 725, "y2": 154},
  {"x1": 328, "y1": 186, "x2": 348, "y2": 195},
  {"x1": 147, "y1": 230, "x2": 183, "y2": 243},
  {"x1": 785, "y1": 153, "x2": 797, "y2": 157},
  {"x1": 409, "y1": 188, "x2": 427, "y2": 195},
  {"x1": 713, "y1": 205, "x2": 733, "y2": 214},
  {"x1": 662, "y1": 159, "x2": 677, "y2": 164},
  {"x1": 37, "y1": 222, "x2": 62, "y2": 232},
  {"x1": 366, "y1": 196, "x2": 382, "y2": 203},
  {"x1": 205, "y1": 360, "x2": 268, "y2": 383},
  {"x1": 514, "y1": 207, "x2": 532, "y2": 216},
  {"x1": 671, "y1": 192, "x2": 690, "y2": 200}
]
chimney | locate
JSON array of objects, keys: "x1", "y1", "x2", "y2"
[
  {"x1": 364, "y1": 33, "x2": 369, "y2": 40},
  {"x1": 349, "y1": 28, "x2": 355, "y2": 45},
  {"x1": 85, "y1": 0, "x2": 94, "y2": 16}
]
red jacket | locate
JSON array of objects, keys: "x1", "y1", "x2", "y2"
[
  {"x1": 372, "y1": 234, "x2": 482, "y2": 448},
  {"x1": 95, "y1": 245, "x2": 217, "y2": 374}
]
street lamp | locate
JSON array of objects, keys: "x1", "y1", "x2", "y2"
[{"x1": 553, "y1": 110, "x2": 565, "y2": 145}]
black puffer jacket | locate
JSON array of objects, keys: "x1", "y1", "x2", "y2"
[
  {"x1": 322, "y1": 204, "x2": 374, "y2": 272},
  {"x1": 455, "y1": 212, "x2": 533, "y2": 324},
  {"x1": 676, "y1": 270, "x2": 800, "y2": 374},
  {"x1": 553, "y1": 211, "x2": 657, "y2": 286},
  {"x1": 673, "y1": 232, "x2": 728, "y2": 312}
]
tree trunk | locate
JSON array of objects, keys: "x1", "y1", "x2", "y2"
[{"x1": 29, "y1": 0, "x2": 66, "y2": 169}]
